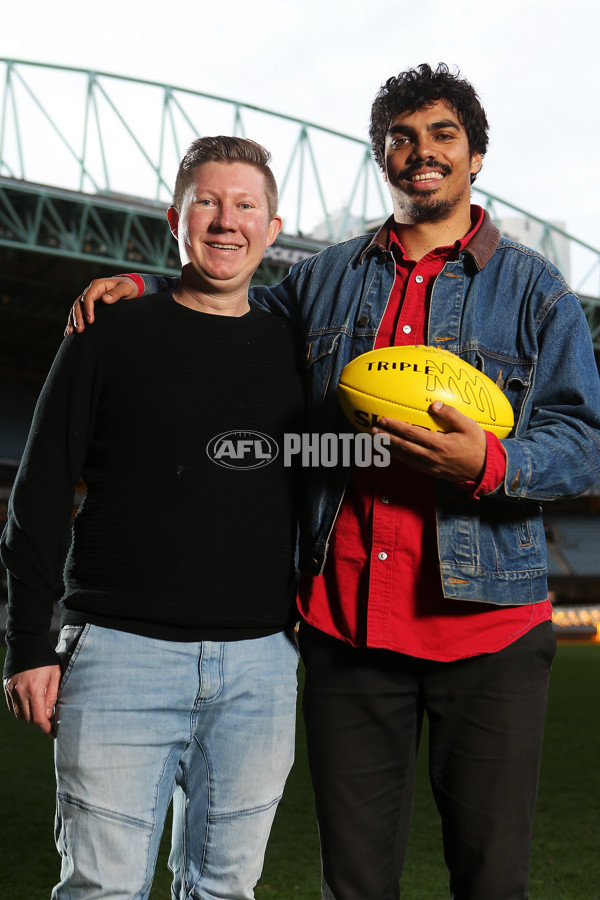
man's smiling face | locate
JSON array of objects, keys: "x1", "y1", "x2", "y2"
[
  {"x1": 384, "y1": 99, "x2": 482, "y2": 225},
  {"x1": 168, "y1": 160, "x2": 281, "y2": 297}
]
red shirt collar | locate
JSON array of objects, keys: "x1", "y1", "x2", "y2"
[{"x1": 387, "y1": 204, "x2": 485, "y2": 259}]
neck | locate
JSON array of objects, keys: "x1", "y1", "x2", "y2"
[
  {"x1": 173, "y1": 282, "x2": 251, "y2": 317},
  {"x1": 393, "y1": 205, "x2": 473, "y2": 262}
]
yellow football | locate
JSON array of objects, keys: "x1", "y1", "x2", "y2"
[{"x1": 337, "y1": 345, "x2": 514, "y2": 438}]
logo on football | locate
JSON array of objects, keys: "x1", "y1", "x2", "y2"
[{"x1": 337, "y1": 345, "x2": 514, "y2": 438}]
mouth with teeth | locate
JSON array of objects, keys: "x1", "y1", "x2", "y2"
[
  {"x1": 410, "y1": 171, "x2": 445, "y2": 182},
  {"x1": 206, "y1": 242, "x2": 241, "y2": 251},
  {"x1": 397, "y1": 160, "x2": 452, "y2": 190}
]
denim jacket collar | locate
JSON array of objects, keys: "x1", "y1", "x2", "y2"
[{"x1": 359, "y1": 209, "x2": 501, "y2": 271}]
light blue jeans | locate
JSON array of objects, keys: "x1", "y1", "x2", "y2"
[{"x1": 52, "y1": 624, "x2": 299, "y2": 899}]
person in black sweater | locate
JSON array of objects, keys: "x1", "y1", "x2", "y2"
[{"x1": 2, "y1": 137, "x2": 304, "y2": 899}]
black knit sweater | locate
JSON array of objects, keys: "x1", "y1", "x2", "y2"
[{"x1": 2, "y1": 294, "x2": 305, "y2": 677}]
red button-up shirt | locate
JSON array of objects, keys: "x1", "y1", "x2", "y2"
[{"x1": 298, "y1": 207, "x2": 552, "y2": 660}]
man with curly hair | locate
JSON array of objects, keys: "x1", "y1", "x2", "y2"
[{"x1": 65, "y1": 64, "x2": 600, "y2": 900}]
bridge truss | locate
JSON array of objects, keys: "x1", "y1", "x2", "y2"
[{"x1": 0, "y1": 59, "x2": 599, "y2": 347}]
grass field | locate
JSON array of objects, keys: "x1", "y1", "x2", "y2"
[{"x1": 0, "y1": 643, "x2": 598, "y2": 899}]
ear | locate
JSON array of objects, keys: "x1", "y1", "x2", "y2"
[
  {"x1": 167, "y1": 206, "x2": 179, "y2": 239},
  {"x1": 469, "y1": 152, "x2": 483, "y2": 177},
  {"x1": 266, "y1": 215, "x2": 283, "y2": 247}
]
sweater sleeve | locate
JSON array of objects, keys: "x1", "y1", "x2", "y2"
[{"x1": 1, "y1": 330, "x2": 102, "y2": 678}]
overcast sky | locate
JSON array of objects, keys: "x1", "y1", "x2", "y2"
[{"x1": 1, "y1": 0, "x2": 598, "y2": 265}]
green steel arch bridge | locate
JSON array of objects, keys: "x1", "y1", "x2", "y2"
[{"x1": 1, "y1": 58, "x2": 599, "y2": 366}]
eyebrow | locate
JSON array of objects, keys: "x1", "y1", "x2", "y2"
[{"x1": 387, "y1": 119, "x2": 461, "y2": 137}]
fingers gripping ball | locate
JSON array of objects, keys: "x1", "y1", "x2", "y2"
[{"x1": 337, "y1": 345, "x2": 514, "y2": 438}]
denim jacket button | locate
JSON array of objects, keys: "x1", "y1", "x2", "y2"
[{"x1": 357, "y1": 316, "x2": 369, "y2": 327}]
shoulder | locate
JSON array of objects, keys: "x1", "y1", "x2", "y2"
[
  {"x1": 92, "y1": 291, "x2": 170, "y2": 325},
  {"x1": 483, "y1": 237, "x2": 575, "y2": 298},
  {"x1": 289, "y1": 233, "x2": 376, "y2": 277},
  {"x1": 493, "y1": 236, "x2": 570, "y2": 283},
  {"x1": 85, "y1": 292, "x2": 175, "y2": 345},
  {"x1": 57, "y1": 293, "x2": 171, "y2": 367},
  {"x1": 483, "y1": 238, "x2": 586, "y2": 328}
]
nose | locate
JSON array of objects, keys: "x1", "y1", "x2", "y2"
[
  {"x1": 410, "y1": 133, "x2": 435, "y2": 162},
  {"x1": 212, "y1": 202, "x2": 236, "y2": 231}
]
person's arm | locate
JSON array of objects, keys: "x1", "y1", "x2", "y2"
[
  {"x1": 67, "y1": 244, "x2": 322, "y2": 334},
  {"x1": 66, "y1": 273, "x2": 179, "y2": 333},
  {"x1": 1, "y1": 328, "x2": 101, "y2": 703},
  {"x1": 377, "y1": 294, "x2": 600, "y2": 501},
  {"x1": 498, "y1": 291, "x2": 600, "y2": 501}
]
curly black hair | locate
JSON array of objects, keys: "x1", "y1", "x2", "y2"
[{"x1": 369, "y1": 63, "x2": 489, "y2": 179}]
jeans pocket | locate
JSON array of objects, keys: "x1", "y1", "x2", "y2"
[
  {"x1": 55, "y1": 623, "x2": 90, "y2": 700},
  {"x1": 286, "y1": 621, "x2": 301, "y2": 653}
]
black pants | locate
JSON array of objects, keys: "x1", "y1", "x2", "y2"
[{"x1": 300, "y1": 621, "x2": 556, "y2": 900}]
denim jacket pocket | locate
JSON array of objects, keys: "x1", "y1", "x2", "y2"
[
  {"x1": 474, "y1": 350, "x2": 533, "y2": 431},
  {"x1": 304, "y1": 333, "x2": 342, "y2": 402},
  {"x1": 487, "y1": 505, "x2": 546, "y2": 567}
]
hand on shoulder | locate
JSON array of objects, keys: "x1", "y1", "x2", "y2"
[{"x1": 65, "y1": 275, "x2": 141, "y2": 336}]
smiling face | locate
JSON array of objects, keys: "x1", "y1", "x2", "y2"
[
  {"x1": 384, "y1": 99, "x2": 482, "y2": 225},
  {"x1": 168, "y1": 160, "x2": 282, "y2": 302}
]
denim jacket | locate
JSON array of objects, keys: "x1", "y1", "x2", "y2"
[{"x1": 142, "y1": 211, "x2": 600, "y2": 605}]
